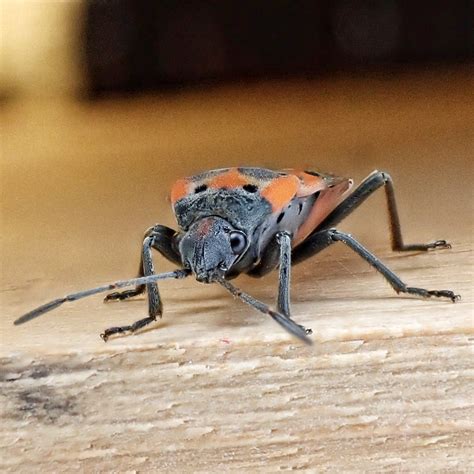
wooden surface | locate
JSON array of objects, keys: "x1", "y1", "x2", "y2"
[{"x1": 1, "y1": 68, "x2": 473, "y2": 472}]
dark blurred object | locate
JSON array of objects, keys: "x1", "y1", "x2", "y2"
[{"x1": 84, "y1": 0, "x2": 473, "y2": 96}]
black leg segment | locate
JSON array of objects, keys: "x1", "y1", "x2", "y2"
[
  {"x1": 103, "y1": 257, "x2": 147, "y2": 302},
  {"x1": 316, "y1": 170, "x2": 452, "y2": 252},
  {"x1": 105, "y1": 225, "x2": 180, "y2": 305},
  {"x1": 276, "y1": 231, "x2": 313, "y2": 335},
  {"x1": 276, "y1": 232, "x2": 292, "y2": 317},
  {"x1": 102, "y1": 224, "x2": 182, "y2": 340},
  {"x1": 249, "y1": 231, "x2": 312, "y2": 335},
  {"x1": 100, "y1": 316, "x2": 158, "y2": 341},
  {"x1": 296, "y1": 228, "x2": 460, "y2": 302},
  {"x1": 329, "y1": 230, "x2": 459, "y2": 301}
]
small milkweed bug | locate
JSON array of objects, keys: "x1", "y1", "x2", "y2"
[{"x1": 15, "y1": 168, "x2": 460, "y2": 344}]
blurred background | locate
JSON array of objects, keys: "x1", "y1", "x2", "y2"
[
  {"x1": 1, "y1": 6, "x2": 473, "y2": 471},
  {"x1": 1, "y1": 0, "x2": 473, "y2": 283},
  {"x1": 2, "y1": 1, "x2": 473, "y2": 97}
]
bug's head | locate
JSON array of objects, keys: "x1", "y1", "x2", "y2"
[{"x1": 179, "y1": 216, "x2": 249, "y2": 283}]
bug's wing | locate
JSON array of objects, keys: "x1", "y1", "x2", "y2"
[
  {"x1": 281, "y1": 169, "x2": 328, "y2": 197},
  {"x1": 283, "y1": 169, "x2": 353, "y2": 247},
  {"x1": 280, "y1": 169, "x2": 348, "y2": 196}
]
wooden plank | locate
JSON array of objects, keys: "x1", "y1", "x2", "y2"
[{"x1": 1, "y1": 70, "x2": 473, "y2": 472}]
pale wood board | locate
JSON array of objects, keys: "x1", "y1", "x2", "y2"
[{"x1": 1, "y1": 69, "x2": 473, "y2": 472}]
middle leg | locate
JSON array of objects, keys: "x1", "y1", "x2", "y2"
[{"x1": 316, "y1": 170, "x2": 451, "y2": 252}]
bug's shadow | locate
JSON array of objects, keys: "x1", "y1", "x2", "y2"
[
  {"x1": 104, "y1": 291, "x2": 424, "y2": 307},
  {"x1": 103, "y1": 294, "x2": 259, "y2": 334},
  {"x1": 171, "y1": 299, "x2": 264, "y2": 328},
  {"x1": 100, "y1": 276, "x2": 459, "y2": 342}
]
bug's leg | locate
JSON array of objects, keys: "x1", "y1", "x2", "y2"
[
  {"x1": 276, "y1": 232, "x2": 313, "y2": 335},
  {"x1": 249, "y1": 232, "x2": 312, "y2": 335},
  {"x1": 104, "y1": 225, "x2": 180, "y2": 304},
  {"x1": 100, "y1": 315, "x2": 159, "y2": 341},
  {"x1": 103, "y1": 257, "x2": 147, "y2": 302},
  {"x1": 102, "y1": 225, "x2": 182, "y2": 340},
  {"x1": 217, "y1": 277, "x2": 311, "y2": 344},
  {"x1": 275, "y1": 232, "x2": 292, "y2": 317},
  {"x1": 296, "y1": 228, "x2": 459, "y2": 302},
  {"x1": 317, "y1": 170, "x2": 452, "y2": 252}
]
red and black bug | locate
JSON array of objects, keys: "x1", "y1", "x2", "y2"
[{"x1": 15, "y1": 168, "x2": 459, "y2": 344}]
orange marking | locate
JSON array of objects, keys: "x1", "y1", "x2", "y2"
[
  {"x1": 285, "y1": 170, "x2": 326, "y2": 197},
  {"x1": 293, "y1": 170, "x2": 319, "y2": 185},
  {"x1": 208, "y1": 168, "x2": 248, "y2": 189},
  {"x1": 261, "y1": 175, "x2": 299, "y2": 211},
  {"x1": 170, "y1": 178, "x2": 190, "y2": 204}
]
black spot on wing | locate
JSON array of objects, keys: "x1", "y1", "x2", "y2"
[
  {"x1": 194, "y1": 184, "x2": 208, "y2": 193},
  {"x1": 304, "y1": 170, "x2": 321, "y2": 177},
  {"x1": 277, "y1": 212, "x2": 285, "y2": 224},
  {"x1": 243, "y1": 184, "x2": 258, "y2": 193}
]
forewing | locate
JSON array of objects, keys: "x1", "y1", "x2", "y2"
[{"x1": 289, "y1": 170, "x2": 353, "y2": 247}]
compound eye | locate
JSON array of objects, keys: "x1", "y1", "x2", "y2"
[{"x1": 229, "y1": 231, "x2": 247, "y2": 255}]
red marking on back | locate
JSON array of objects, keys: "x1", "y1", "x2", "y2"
[
  {"x1": 286, "y1": 170, "x2": 327, "y2": 197},
  {"x1": 260, "y1": 175, "x2": 299, "y2": 212},
  {"x1": 208, "y1": 168, "x2": 249, "y2": 189},
  {"x1": 170, "y1": 178, "x2": 190, "y2": 205}
]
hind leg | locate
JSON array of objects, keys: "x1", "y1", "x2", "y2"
[{"x1": 317, "y1": 170, "x2": 451, "y2": 252}]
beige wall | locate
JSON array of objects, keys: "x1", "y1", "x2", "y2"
[{"x1": 1, "y1": 0, "x2": 84, "y2": 98}]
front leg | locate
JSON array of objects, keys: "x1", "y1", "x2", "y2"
[
  {"x1": 103, "y1": 234, "x2": 163, "y2": 318},
  {"x1": 105, "y1": 225, "x2": 181, "y2": 310},
  {"x1": 276, "y1": 232, "x2": 313, "y2": 335},
  {"x1": 317, "y1": 170, "x2": 452, "y2": 252},
  {"x1": 276, "y1": 232, "x2": 292, "y2": 317},
  {"x1": 248, "y1": 232, "x2": 312, "y2": 335},
  {"x1": 101, "y1": 225, "x2": 182, "y2": 340}
]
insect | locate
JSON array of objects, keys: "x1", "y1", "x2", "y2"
[{"x1": 15, "y1": 167, "x2": 460, "y2": 344}]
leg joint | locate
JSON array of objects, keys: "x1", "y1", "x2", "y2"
[
  {"x1": 380, "y1": 171, "x2": 392, "y2": 184},
  {"x1": 144, "y1": 224, "x2": 178, "y2": 241},
  {"x1": 366, "y1": 169, "x2": 392, "y2": 187},
  {"x1": 327, "y1": 228, "x2": 351, "y2": 242},
  {"x1": 276, "y1": 231, "x2": 292, "y2": 244},
  {"x1": 143, "y1": 235, "x2": 155, "y2": 248}
]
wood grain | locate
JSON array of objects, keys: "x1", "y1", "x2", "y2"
[{"x1": 1, "y1": 69, "x2": 473, "y2": 472}]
